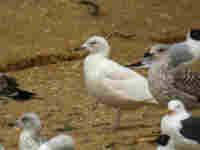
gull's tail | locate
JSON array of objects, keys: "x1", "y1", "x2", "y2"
[
  {"x1": 6, "y1": 88, "x2": 36, "y2": 100},
  {"x1": 0, "y1": 74, "x2": 43, "y2": 101},
  {"x1": 125, "y1": 52, "x2": 154, "y2": 69},
  {"x1": 125, "y1": 61, "x2": 144, "y2": 68},
  {"x1": 7, "y1": 88, "x2": 37, "y2": 100}
]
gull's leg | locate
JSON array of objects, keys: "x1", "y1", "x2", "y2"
[{"x1": 112, "y1": 108, "x2": 121, "y2": 130}]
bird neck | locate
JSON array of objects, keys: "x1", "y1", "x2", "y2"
[
  {"x1": 173, "y1": 111, "x2": 190, "y2": 121},
  {"x1": 91, "y1": 50, "x2": 110, "y2": 58},
  {"x1": 84, "y1": 52, "x2": 109, "y2": 67},
  {"x1": 186, "y1": 38, "x2": 200, "y2": 59}
]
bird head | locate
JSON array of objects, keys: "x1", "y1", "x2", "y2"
[{"x1": 73, "y1": 36, "x2": 110, "y2": 57}]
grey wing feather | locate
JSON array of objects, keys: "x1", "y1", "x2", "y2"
[
  {"x1": 168, "y1": 44, "x2": 194, "y2": 68},
  {"x1": 167, "y1": 43, "x2": 200, "y2": 100},
  {"x1": 39, "y1": 135, "x2": 75, "y2": 150}
]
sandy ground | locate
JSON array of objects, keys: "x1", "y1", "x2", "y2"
[{"x1": 1, "y1": 0, "x2": 200, "y2": 150}]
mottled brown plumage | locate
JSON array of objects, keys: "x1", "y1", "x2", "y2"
[
  {"x1": 148, "y1": 40, "x2": 200, "y2": 109},
  {"x1": 173, "y1": 66, "x2": 200, "y2": 99}
]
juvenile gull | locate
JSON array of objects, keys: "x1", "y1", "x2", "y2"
[
  {"x1": 161, "y1": 100, "x2": 200, "y2": 150},
  {"x1": 0, "y1": 73, "x2": 37, "y2": 101},
  {"x1": 74, "y1": 36, "x2": 157, "y2": 129},
  {"x1": 128, "y1": 29, "x2": 200, "y2": 109},
  {"x1": 15, "y1": 113, "x2": 75, "y2": 150}
]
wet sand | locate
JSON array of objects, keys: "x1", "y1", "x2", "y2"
[{"x1": 0, "y1": 0, "x2": 200, "y2": 150}]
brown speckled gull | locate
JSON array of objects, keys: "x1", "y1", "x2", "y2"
[{"x1": 128, "y1": 29, "x2": 200, "y2": 109}]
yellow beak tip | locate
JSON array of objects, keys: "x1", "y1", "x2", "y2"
[
  {"x1": 166, "y1": 109, "x2": 174, "y2": 115},
  {"x1": 15, "y1": 127, "x2": 21, "y2": 132}
]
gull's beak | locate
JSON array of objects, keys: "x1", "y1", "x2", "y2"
[
  {"x1": 166, "y1": 109, "x2": 174, "y2": 115},
  {"x1": 160, "y1": 109, "x2": 174, "y2": 115},
  {"x1": 14, "y1": 120, "x2": 22, "y2": 132},
  {"x1": 15, "y1": 127, "x2": 21, "y2": 132},
  {"x1": 162, "y1": 109, "x2": 174, "y2": 115},
  {"x1": 73, "y1": 44, "x2": 87, "y2": 51}
]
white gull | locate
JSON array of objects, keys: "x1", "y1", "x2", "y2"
[
  {"x1": 15, "y1": 112, "x2": 75, "y2": 150},
  {"x1": 161, "y1": 100, "x2": 200, "y2": 150},
  {"x1": 74, "y1": 36, "x2": 157, "y2": 129}
]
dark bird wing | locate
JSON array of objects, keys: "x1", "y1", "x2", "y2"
[
  {"x1": 180, "y1": 117, "x2": 200, "y2": 143},
  {"x1": 156, "y1": 134, "x2": 170, "y2": 146},
  {"x1": 0, "y1": 73, "x2": 37, "y2": 101}
]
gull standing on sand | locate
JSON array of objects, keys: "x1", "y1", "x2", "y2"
[
  {"x1": 161, "y1": 100, "x2": 200, "y2": 150},
  {"x1": 74, "y1": 36, "x2": 157, "y2": 129},
  {"x1": 0, "y1": 73, "x2": 37, "y2": 101},
  {"x1": 15, "y1": 113, "x2": 75, "y2": 150},
  {"x1": 127, "y1": 29, "x2": 200, "y2": 109}
]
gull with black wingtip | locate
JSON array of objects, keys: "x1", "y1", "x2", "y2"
[
  {"x1": 161, "y1": 100, "x2": 200, "y2": 150},
  {"x1": 127, "y1": 29, "x2": 200, "y2": 109}
]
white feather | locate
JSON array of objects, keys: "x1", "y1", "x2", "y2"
[{"x1": 83, "y1": 36, "x2": 157, "y2": 109}]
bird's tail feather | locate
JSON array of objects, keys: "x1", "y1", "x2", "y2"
[{"x1": 7, "y1": 88, "x2": 42, "y2": 101}]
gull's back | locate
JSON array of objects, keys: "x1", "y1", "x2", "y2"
[
  {"x1": 0, "y1": 145, "x2": 4, "y2": 150},
  {"x1": 38, "y1": 135, "x2": 75, "y2": 150}
]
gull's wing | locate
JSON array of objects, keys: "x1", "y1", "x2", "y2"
[
  {"x1": 100, "y1": 59, "x2": 155, "y2": 101},
  {"x1": 102, "y1": 58, "x2": 147, "y2": 80},
  {"x1": 173, "y1": 66, "x2": 200, "y2": 99},
  {"x1": 0, "y1": 73, "x2": 18, "y2": 92},
  {"x1": 156, "y1": 134, "x2": 170, "y2": 146},
  {"x1": 167, "y1": 43, "x2": 193, "y2": 69},
  {"x1": 0, "y1": 73, "x2": 37, "y2": 100},
  {"x1": 166, "y1": 43, "x2": 200, "y2": 100},
  {"x1": 180, "y1": 117, "x2": 200, "y2": 143},
  {"x1": 38, "y1": 135, "x2": 75, "y2": 150}
]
